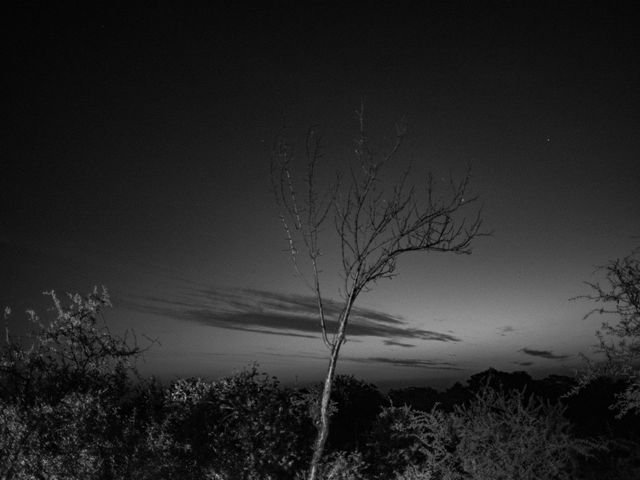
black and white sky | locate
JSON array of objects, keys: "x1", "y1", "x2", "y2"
[{"x1": 2, "y1": 2, "x2": 639, "y2": 389}]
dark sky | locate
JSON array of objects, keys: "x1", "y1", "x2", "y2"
[{"x1": 2, "y1": 2, "x2": 639, "y2": 389}]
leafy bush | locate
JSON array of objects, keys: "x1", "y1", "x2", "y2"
[
  {"x1": 161, "y1": 366, "x2": 315, "y2": 479},
  {"x1": 452, "y1": 387, "x2": 598, "y2": 480},
  {"x1": 394, "y1": 464, "x2": 435, "y2": 480},
  {"x1": 0, "y1": 287, "x2": 142, "y2": 405},
  {"x1": 0, "y1": 287, "x2": 152, "y2": 479},
  {"x1": 0, "y1": 392, "x2": 110, "y2": 479},
  {"x1": 367, "y1": 386, "x2": 599, "y2": 480},
  {"x1": 0, "y1": 288, "x2": 320, "y2": 479},
  {"x1": 366, "y1": 404, "x2": 457, "y2": 479}
]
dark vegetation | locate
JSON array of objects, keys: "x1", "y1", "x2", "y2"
[{"x1": 2, "y1": 288, "x2": 640, "y2": 479}]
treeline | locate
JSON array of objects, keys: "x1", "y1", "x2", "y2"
[{"x1": 2, "y1": 288, "x2": 640, "y2": 479}]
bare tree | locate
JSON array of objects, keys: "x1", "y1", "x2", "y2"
[{"x1": 270, "y1": 104, "x2": 485, "y2": 480}]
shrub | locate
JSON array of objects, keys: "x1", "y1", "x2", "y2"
[
  {"x1": 452, "y1": 387, "x2": 597, "y2": 480},
  {"x1": 367, "y1": 386, "x2": 600, "y2": 480},
  {"x1": 324, "y1": 375, "x2": 386, "y2": 453},
  {"x1": 366, "y1": 404, "x2": 459, "y2": 479},
  {"x1": 0, "y1": 287, "x2": 143, "y2": 405},
  {"x1": 0, "y1": 392, "x2": 108, "y2": 479},
  {"x1": 0, "y1": 287, "x2": 158, "y2": 479},
  {"x1": 162, "y1": 366, "x2": 315, "y2": 479}
]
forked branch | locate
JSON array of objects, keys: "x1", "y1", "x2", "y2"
[{"x1": 270, "y1": 108, "x2": 486, "y2": 480}]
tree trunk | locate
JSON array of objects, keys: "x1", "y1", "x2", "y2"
[{"x1": 307, "y1": 298, "x2": 353, "y2": 480}]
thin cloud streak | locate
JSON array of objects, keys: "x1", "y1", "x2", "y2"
[
  {"x1": 384, "y1": 340, "x2": 416, "y2": 348},
  {"x1": 520, "y1": 348, "x2": 570, "y2": 360},
  {"x1": 498, "y1": 325, "x2": 515, "y2": 336},
  {"x1": 348, "y1": 357, "x2": 463, "y2": 370},
  {"x1": 121, "y1": 287, "x2": 460, "y2": 343},
  {"x1": 262, "y1": 351, "x2": 461, "y2": 372}
]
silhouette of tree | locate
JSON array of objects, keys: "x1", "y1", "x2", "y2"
[
  {"x1": 467, "y1": 367, "x2": 533, "y2": 393},
  {"x1": 532, "y1": 374, "x2": 576, "y2": 403},
  {"x1": 271, "y1": 103, "x2": 485, "y2": 480},
  {"x1": 388, "y1": 386, "x2": 440, "y2": 412}
]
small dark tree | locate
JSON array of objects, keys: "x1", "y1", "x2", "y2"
[
  {"x1": 466, "y1": 367, "x2": 533, "y2": 393},
  {"x1": 271, "y1": 103, "x2": 485, "y2": 480},
  {"x1": 388, "y1": 386, "x2": 441, "y2": 412}
]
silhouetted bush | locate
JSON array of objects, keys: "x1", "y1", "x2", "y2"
[
  {"x1": 366, "y1": 386, "x2": 600, "y2": 480},
  {"x1": 437, "y1": 381, "x2": 473, "y2": 412},
  {"x1": 0, "y1": 288, "x2": 149, "y2": 479},
  {"x1": 160, "y1": 366, "x2": 315, "y2": 479},
  {"x1": 563, "y1": 376, "x2": 640, "y2": 439},
  {"x1": 466, "y1": 367, "x2": 533, "y2": 393},
  {"x1": 388, "y1": 386, "x2": 440, "y2": 413},
  {"x1": 366, "y1": 404, "x2": 458, "y2": 479},
  {"x1": 322, "y1": 375, "x2": 386, "y2": 453},
  {"x1": 452, "y1": 387, "x2": 599, "y2": 480},
  {"x1": 0, "y1": 287, "x2": 142, "y2": 405},
  {"x1": 0, "y1": 392, "x2": 109, "y2": 478}
]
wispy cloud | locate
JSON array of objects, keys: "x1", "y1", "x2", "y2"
[
  {"x1": 122, "y1": 288, "x2": 460, "y2": 343},
  {"x1": 512, "y1": 361, "x2": 534, "y2": 367},
  {"x1": 520, "y1": 348, "x2": 570, "y2": 360},
  {"x1": 347, "y1": 357, "x2": 463, "y2": 370},
  {"x1": 262, "y1": 351, "x2": 461, "y2": 371},
  {"x1": 498, "y1": 325, "x2": 515, "y2": 336},
  {"x1": 383, "y1": 340, "x2": 416, "y2": 348},
  {"x1": 262, "y1": 351, "x2": 326, "y2": 361}
]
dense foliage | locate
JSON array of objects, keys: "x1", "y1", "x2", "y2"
[
  {"x1": 2, "y1": 288, "x2": 640, "y2": 479},
  {"x1": 368, "y1": 388, "x2": 603, "y2": 480}
]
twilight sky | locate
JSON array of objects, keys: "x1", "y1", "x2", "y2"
[{"x1": 2, "y1": 2, "x2": 639, "y2": 389}]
